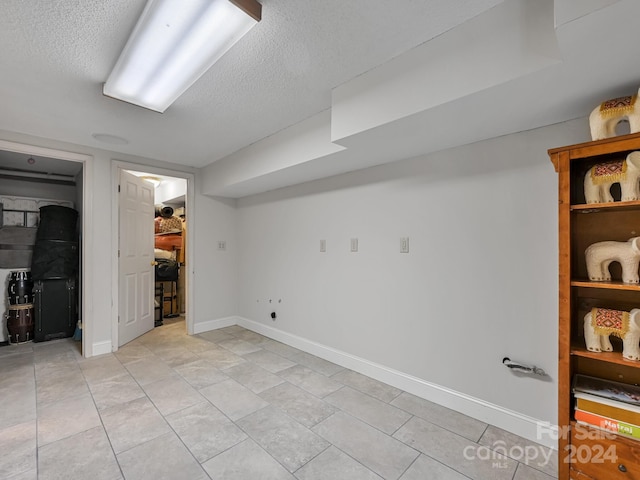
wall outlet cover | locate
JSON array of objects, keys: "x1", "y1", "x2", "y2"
[{"x1": 400, "y1": 237, "x2": 409, "y2": 253}]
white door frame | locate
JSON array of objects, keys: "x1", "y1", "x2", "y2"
[
  {"x1": 0, "y1": 139, "x2": 93, "y2": 357},
  {"x1": 111, "y1": 160, "x2": 195, "y2": 350}
]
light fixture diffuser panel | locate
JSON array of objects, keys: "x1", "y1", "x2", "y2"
[{"x1": 103, "y1": 0, "x2": 259, "y2": 112}]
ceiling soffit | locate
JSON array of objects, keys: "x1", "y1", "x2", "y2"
[{"x1": 206, "y1": 0, "x2": 639, "y2": 197}]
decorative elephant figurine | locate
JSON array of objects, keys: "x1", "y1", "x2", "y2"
[
  {"x1": 584, "y1": 151, "x2": 640, "y2": 203},
  {"x1": 584, "y1": 307, "x2": 640, "y2": 360},
  {"x1": 589, "y1": 88, "x2": 640, "y2": 140},
  {"x1": 585, "y1": 237, "x2": 640, "y2": 283}
]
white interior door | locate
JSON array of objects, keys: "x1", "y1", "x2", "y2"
[{"x1": 118, "y1": 170, "x2": 155, "y2": 346}]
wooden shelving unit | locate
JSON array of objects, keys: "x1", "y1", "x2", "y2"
[{"x1": 550, "y1": 132, "x2": 640, "y2": 480}]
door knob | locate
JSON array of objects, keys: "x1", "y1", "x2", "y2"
[{"x1": 151, "y1": 261, "x2": 158, "y2": 266}]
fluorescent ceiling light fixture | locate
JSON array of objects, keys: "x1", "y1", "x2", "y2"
[{"x1": 103, "y1": 0, "x2": 261, "y2": 113}]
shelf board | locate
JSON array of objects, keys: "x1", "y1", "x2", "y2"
[
  {"x1": 549, "y1": 131, "x2": 640, "y2": 158},
  {"x1": 571, "y1": 345, "x2": 640, "y2": 366},
  {"x1": 571, "y1": 200, "x2": 640, "y2": 212},
  {"x1": 571, "y1": 280, "x2": 640, "y2": 291}
]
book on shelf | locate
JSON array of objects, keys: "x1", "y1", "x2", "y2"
[
  {"x1": 572, "y1": 374, "x2": 640, "y2": 407},
  {"x1": 575, "y1": 392, "x2": 640, "y2": 426},
  {"x1": 575, "y1": 409, "x2": 640, "y2": 441}
]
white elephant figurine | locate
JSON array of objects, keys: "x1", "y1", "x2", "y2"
[
  {"x1": 585, "y1": 237, "x2": 640, "y2": 283},
  {"x1": 589, "y1": 88, "x2": 640, "y2": 140},
  {"x1": 584, "y1": 151, "x2": 640, "y2": 203},
  {"x1": 584, "y1": 307, "x2": 640, "y2": 361}
]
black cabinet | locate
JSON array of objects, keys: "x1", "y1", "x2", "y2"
[{"x1": 33, "y1": 278, "x2": 77, "y2": 342}]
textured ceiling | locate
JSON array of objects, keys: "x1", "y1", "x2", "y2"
[
  {"x1": 2, "y1": 0, "x2": 639, "y2": 198},
  {"x1": 0, "y1": 0, "x2": 502, "y2": 168}
]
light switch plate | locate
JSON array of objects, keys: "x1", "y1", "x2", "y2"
[
  {"x1": 217, "y1": 240, "x2": 226, "y2": 251},
  {"x1": 320, "y1": 239, "x2": 326, "y2": 252},
  {"x1": 350, "y1": 238, "x2": 358, "y2": 252},
  {"x1": 400, "y1": 237, "x2": 409, "y2": 253}
]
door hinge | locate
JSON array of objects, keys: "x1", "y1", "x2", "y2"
[
  {"x1": 118, "y1": 250, "x2": 120, "y2": 258},
  {"x1": 118, "y1": 184, "x2": 121, "y2": 193}
]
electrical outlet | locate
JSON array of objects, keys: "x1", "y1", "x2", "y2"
[
  {"x1": 400, "y1": 237, "x2": 409, "y2": 253},
  {"x1": 217, "y1": 240, "x2": 226, "y2": 251},
  {"x1": 320, "y1": 239, "x2": 326, "y2": 252},
  {"x1": 350, "y1": 238, "x2": 358, "y2": 252}
]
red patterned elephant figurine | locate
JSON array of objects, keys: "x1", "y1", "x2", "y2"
[
  {"x1": 589, "y1": 88, "x2": 640, "y2": 140},
  {"x1": 584, "y1": 151, "x2": 640, "y2": 204},
  {"x1": 584, "y1": 307, "x2": 640, "y2": 360}
]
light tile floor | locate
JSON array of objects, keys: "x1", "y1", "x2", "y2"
[{"x1": 0, "y1": 322, "x2": 558, "y2": 480}]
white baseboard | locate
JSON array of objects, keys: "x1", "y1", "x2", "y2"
[
  {"x1": 200, "y1": 316, "x2": 558, "y2": 450},
  {"x1": 193, "y1": 316, "x2": 239, "y2": 334},
  {"x1": 92, "y1": 340, "x2": 112, "y2": 357}
]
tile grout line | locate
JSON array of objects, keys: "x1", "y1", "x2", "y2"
[
  {"x1": 145, "y1": 331, "x2": 298, "y2": 473},
  {"x1": 225, "y1": 331, "x2": 499, "y2": 456},
  {"x1": 289, "y1": 443, "x2": 333, "y2": 477},
  {"x1": 204, "y1": 326, "x2": 506, "y2": 475},
  {"x1": 31, "y1": 348, "x2": 39, "y2": 479},
  {"x1": 111, "y1": 342, "x2": 210, "y2": 472},
  {"x1": 395, "y1": 452, "x2": 420, "y2": 480},
  {"x1": 20, "y1": 329, "x2": 558, "y2": 480},
  {"x1": 218, "y1": 401, "x2": 299, "y2": 474},
  {"x1": 125, "y1": 327, "x2": 306, "y2": 474},
  {"x1": 79, "y1": 352, "x2": 128, "y2": 480},
  {"x1": 313, "y1": 409, "x2": 422, "y2": 479},
  {"x1": 322, "y1": 443, "x2": 387, "y2": 480},
  {"x1": 390, "y1": 413, "x2": 414, "y2": 438},
  {"x1": 149, "y1": 345, "x2": 241, "y2": 476},
  {"x1": 205, "y1": 333, "x2": 355, "y2": 476},
  {"x1": 219, "y1": 388, "x2": 323, "y2": 474},
  {"x1": 113, "y1": 336, "x2": 218, "y2": 478},
  {"x1": 476, "y1": 425, "x2": 558, "y2": 479}
]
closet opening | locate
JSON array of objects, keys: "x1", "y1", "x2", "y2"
[{"x1": 0, "y1": 143, "x2": 89, "y2": 356}]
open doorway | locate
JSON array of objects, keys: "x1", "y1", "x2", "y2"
[
  {"x1": 112, "y1": 162, "x2": 193, "y2": 349},
  {"x1": 131, "y1": 170, "x2": 188, "y2": 333},
  {"x1": 0, "y1": 140, "x2": 91, "y2": 356}
]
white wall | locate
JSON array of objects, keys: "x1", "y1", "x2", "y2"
[
  {"x1": 0, "y1": 116, "x2": 593, "y2": 444},
  {"x1": 0, "y1": 178, "x2": 77, "y2": 204},
  {"x1": 192, "y1": 192, "x2": 239, "y2": 330},
  {"x1": 0, "y1": 129, "x2": 238, "y2": 355},
  {"x1": 156, "y1": 177, "x2": 186, "y2": 205},
  {"x1": 236, "y1": 118, "x2": 590, "y2": 433}
]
